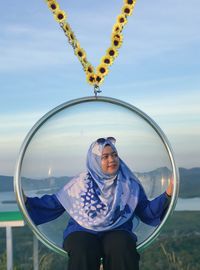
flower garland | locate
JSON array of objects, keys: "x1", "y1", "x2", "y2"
[{"x1": 45, "y1": 0, "x2": 137, "y2": 88}]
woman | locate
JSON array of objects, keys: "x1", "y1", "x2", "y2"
[{"x1": 25, "y1": 137, "x2": 173, "y2": 270}]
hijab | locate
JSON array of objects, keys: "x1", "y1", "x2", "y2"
[{"x1": 56, "y1": 138, "x2": 140, "y2": 231}]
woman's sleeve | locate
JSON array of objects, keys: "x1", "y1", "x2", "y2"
[
  {"x1": 26, "y1": 194, "x2": 65, "y2": 226},
  {"x1": 135, "y1": 184, "x2": 171, "y2": 226}
]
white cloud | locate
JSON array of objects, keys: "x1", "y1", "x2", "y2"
[{"x1": 0, "y1": 112, "x2": 43, "y2": 136}]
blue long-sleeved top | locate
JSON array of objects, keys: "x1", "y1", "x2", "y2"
[{"x1": 26, "y1": 185, "x2": 170, "y2": 243}]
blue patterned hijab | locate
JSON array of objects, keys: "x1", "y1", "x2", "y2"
[{"x1": 56, "y1": 138, "x2": 140, "y2": 231}]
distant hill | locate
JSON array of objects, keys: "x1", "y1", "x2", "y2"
[
  {"x1": 179, "y1": 167, "x2": 200, "y2": 198},
  {"x1": 0, "y1": 167, "x2": 200, "y2": 198},
  {"x1": 0, "y1": 175, "x2": 71, "y2": 193},
  {"x1": 136, "y1": 167, "x2": 172, "y2": 197},
  {"x1": 0, "y1": 175, "x2": 13, "y2": 191}
]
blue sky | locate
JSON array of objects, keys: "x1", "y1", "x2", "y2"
[{"x1": 0, "y1": 0, "x2": 200, "y2": 176}]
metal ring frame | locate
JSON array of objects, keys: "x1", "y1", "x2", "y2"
[{"x1": 14, "y1": 96, "x2": 179, "y2": 256}]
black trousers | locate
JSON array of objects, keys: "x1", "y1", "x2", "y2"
[{"x1": 63, "y1": 231, "x2": 140, "y2": 270}]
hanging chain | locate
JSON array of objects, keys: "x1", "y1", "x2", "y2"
[{"x1": 94, "y1": 85, "x2": 102, "y2": 97}]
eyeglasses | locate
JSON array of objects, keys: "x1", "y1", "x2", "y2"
[{"x1": 96, "y1": 137, "x2": 116, "y2": 144}]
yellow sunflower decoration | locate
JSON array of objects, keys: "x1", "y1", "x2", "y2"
[
  {"x1": 95, "y1": 74, "x2": 104, "y2": 85},
  {"x1": 54, "y1": 9, "x2": 66, "y2": 23},
  {"x1": 75, "y1": 47, "x2": 86, "y2": 62},
  {"x1": 44, "y1": 0, "x2": 137, "y2": 87},
  {"x1": 106, "y1": 47, "x2": 119, "y2": 60},
  {"x1": 96, "y1": 64, "x2": 109, "y2": 77},
  {"x1": 122, "y1": 5, "x2": 133, "y2": 16},
  {"x1": 112, "y1": 33, "x2": 123, "y2": 49},
  {"x1": 117, "y1": 14, "x2": 127, "y2": 26},
  {"x1": 68, "y1": 31, "x2": 76, "y2": 44},
  {"x1": 124, "y1": 0, "x2": 136, "y2": 7},
  {"x1": 48, "y1": 1, "x2": 59, "y2": 12},
  {"x1": 86, "y1": 73, "x2": 96, "y2": 85},
  {"x1": 63, "y1": 22, "x2": 71, "y2": 33},
  {"x1": 101, "y1": 56, "x2": 113, "y2": 66},
  {"x1": 85, "y1": 64, "x2": 95, "y2": 74},
  {"x1": 112, "y1": 23, "x2": 123, "y2": 34}
]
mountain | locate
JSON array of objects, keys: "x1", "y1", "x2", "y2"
[
  {"x1": 179, "y1": 167, "x2": 200, "y2": 198},
  {"x1": 0, "y1": 167, "x2": 200, "y2": 198},
  {"x1": 21, "y1": 176, "x2": 71, "y2": 194},
  {"x1": 0, "y1": 175, "x2": 71, "y2": 193},
  {"x1": 136, "y1": 167, "x2": 172, "y2": 197},
  {"x1": 0, "y1": 175, "x2": 13, "y2": 191}
]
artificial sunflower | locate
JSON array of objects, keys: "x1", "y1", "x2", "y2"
[
  {"x1": 63, "y1": 22, "x2": 71, "y2": 33},
  {"x1": 48, "y1": 1, "x2": 59, "y2": 12},
  {"x1": 124, "y1": 0, "x2": 136, "y2": 6},
  {"x1": 101, "y1": 56, "x2": 113, "y2": 66},
  {"x1": 112, "y1": 32, "x2": 123, "y2": 42},
  {"x1": 112, "y1": 39, "x2": 122, "y2": 49},
  {"x1": 95, "y1": 74, "x2": 105, "y2": 86},
  {"x1": 75, "y1": 47, "x2": 86, "y2": 61},
  {"x1": 106, "y1": 47, "x2": 118, "y2": 59},
  {"x1": 54, "y1": 9, "x2": 66, "y2": 23},
  {"x1": 85, "y1": 64, "x2": 94, "y2": 74},
  {"x1": 112, "y1": 23, "x2": 123, "y2": 34},
  {"x1": 65, "y1": 30, "x2": 77, "y2": 48},
  {"x1": 80, "y1": 57, "x2": 88, "y2": 67},
  {"x1": 68, "y1": 31, "x2": 76, "y2": 43},
  {"x1": 117, "y1": 14, "x2": 127, "y2": 26},
  {"x1": 122, "y1": 5, "x2": 133, "y2": 17},
  {"x1": 96, "y1": 64, "x2": 109, "y2": 77},
  {"x1": 111, "y1": 32, "x2": 123, "y2": 49},
  {"x1": 86, "y1": 73, "x2": 96, "y2": 85}
]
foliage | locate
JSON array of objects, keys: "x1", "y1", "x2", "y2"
[
  {"x1": 140, "y1": 211, "x2": 200, "y2": 270},
  {"x1": 0, "y1": 211, "x2": 200, "y2": 269}
]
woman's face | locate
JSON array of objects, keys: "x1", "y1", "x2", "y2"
[{"x1": 101, "y1": 145, "x2": 119, "y2": 175}]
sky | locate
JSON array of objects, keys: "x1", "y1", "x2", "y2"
[{"x1": 0, "y1": 0, "x2": 200, "y2": 177}]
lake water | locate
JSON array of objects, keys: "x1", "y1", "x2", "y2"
[
  {"x1": 0, "y1": 191, "x2": 200, "y2": 212},
  {"x1": 175, "y1": 197, "x2": 200, "y2": 211}
]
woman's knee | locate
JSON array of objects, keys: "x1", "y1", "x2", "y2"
[
  {"x1": 64, "y1": 232, "x2": 101, "y2": 255},
  {"x1": 102, "y1": 231, "x2": 137, "y2": 256}
]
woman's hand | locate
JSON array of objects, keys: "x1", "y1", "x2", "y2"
[{"x1": 166, "y1": 178, "x2": 174, "y2": 197}]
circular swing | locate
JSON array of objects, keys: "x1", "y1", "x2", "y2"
[{"x1": 14, "y1": 96, "x2": 179, "y2": 256}]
